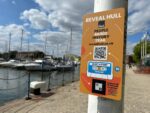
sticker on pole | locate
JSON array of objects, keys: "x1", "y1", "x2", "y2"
[
  {"x1": 87, "y1": 61, "x2": 113, "y2": 80},
  {"x1": 80, "y1": 8, "x2": 125, "y2": 101}
]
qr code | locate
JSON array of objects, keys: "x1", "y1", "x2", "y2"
[{"x1": 93, "y1": 46, "x2": 107, "y2": 60}]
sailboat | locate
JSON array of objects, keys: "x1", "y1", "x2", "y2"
[
  {"x1": 24, "y1": 59, "x2": 55, "y2": 71},
  {"x1": 56, "y1": 28, "x2": 75, "y2": 71},
  {"x1": 0, "y1": 60, "x2": 19, "y2": 68}
]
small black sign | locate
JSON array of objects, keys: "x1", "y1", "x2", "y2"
[
  {"x1": 98, "y1": 21, "x2": 105, "y2": 28},
  {"x1": 92, "y1": 79, "x2": 106, "y2": 95}
]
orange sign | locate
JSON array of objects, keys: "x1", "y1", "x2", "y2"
[{"x1": 80, "y1": 8, "x2": 125, "y2": 100}]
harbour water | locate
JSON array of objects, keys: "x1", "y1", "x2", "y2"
[{"x1": 0, "y1": 66, "x2": 80, "y2": 106}]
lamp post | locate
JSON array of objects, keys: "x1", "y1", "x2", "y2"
[{"x1": 88, "y1": 0, "x2": 128, "y2": 113}]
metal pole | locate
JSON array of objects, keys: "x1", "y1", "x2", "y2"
[
  {"x1": 69, "y1": 28, "x2": 73, "y2": 54},
  {"x1": 145, "y1": 34, "x2": 147, "y2": 59},
  {"x1": 140, "y1": 39, "x2": 143, "y2": 65},
  {"x1": 140, "y1": 39, "x2": 142, "y2": 60},
  {"x1": 57, "y1": 44, "x2": 59, "y2": 57},
  {"x1": 143, "y1": 39, "x2": 145, "y2": 60},
  {"x1": 19, "y1": 29, "x2": 23, "y2": 60},
  {"x1": 44, "y1": 36, "x2": 47, "y2": 55},
  {"x1": 8, "y1": 33, "x2": 11, "y2": 60},
  {"x1": 88, "y1": 0, "x2": 128, "y2": 113},
  {"x1": 20, "y1": 29, "x2": 23, "y2": 51},
  {"x1": 41, "y1": 61, "x2": 44, "y2": 81},
  {"x1": 62, "y1": 68, "x2": 65, "y2": 86},
  {"x1": 47, "y1": 71, "x2": 52, "y2": 91},
  {"x1": 25, "y1": 72, "x2": 31, "y2": 100},
  {"x1": 28, "y1": 37, "x2": 30, "y2": 59},
  {"x1": 72, "y1": 65, "x2": 75, "y2": 82},
  {"x1": 5, "y1": 41, "x2": 8, "y2": 53}
]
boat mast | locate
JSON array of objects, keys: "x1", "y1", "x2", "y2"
[
  {"x1": 69, "y1": 28, "x2": 73, "y2": 54},
  {"x1": 5, "y1": 41, "x2": 8, "y2": 53},
  {"x1": 20, "y1": 29, "x2": 24, "y2": 60},
  {"x1": 57, "y1": 44, "x2": 59, "y2": 57},
  {"x1": 8, "y1": 33, "x2": 11, "y2": 60},
  {"x1": 20, "y1": 29, "x2": 24, "y2": 52},
  {"x1": 28, "y1": 37, "x2": 30, "y2": 60},
  {"x1": 67, "y1": 28, "x2": 73, "y2": 61},
  {"x1": 44, "y1": 36, "x2": 47, "y2": 55}
]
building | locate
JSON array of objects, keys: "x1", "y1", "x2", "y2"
[
  {"x1": 16, "y1": 51, "x2": 45, "y2": 60},
  {"x1": 63, "y1": 54, "x2": 80, "y2": 62},
  {"x1": 126, "y1": 55, "x2": 134, "y2": 64}
]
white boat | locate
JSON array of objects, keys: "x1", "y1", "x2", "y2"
[
  {"x1": 56, "y1": 65, "x2": 74, "y2": 71},
  {"x1": 12, "y1": 63, "x2": 26, "y2": 70},
  {"x1": 56, "y1": 61, "x2": 75, "y2": 71},
  {"x1": 12, "y1": 60, "x2": 33, "y2": 70},
  {"x1": 25, "y1": 60, "x2": 55, "y2": 71},
  {"x1": 0, "y1": 60, "x2": 19, "y2": 68}
]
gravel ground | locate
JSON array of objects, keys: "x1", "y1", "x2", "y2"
[{"x1": 0, "y1": 68, "x2": 150, "y2": 113}]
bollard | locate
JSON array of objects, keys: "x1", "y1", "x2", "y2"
[
  {"x1": 62, "y1": 67, "x2": 65, "y2": 86},
  {"x1": 72, "y1": 67, "x2": 75, "y2": 82},
  {"x1": 47, "y1": 71, "x2": 52, "y2": 91},
  {"x1": 25, "y1": 72, "x2": 31, "y2": 100},
  {"x1": 41, "y1": 61, "x2": 44, "y2": 81}
]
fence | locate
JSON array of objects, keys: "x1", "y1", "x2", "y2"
[{"x1": 0, "y1": 65, "x2": 80, "y2": 105}]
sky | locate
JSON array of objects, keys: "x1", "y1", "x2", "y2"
[{"x1": 0, "y1": 0, "x2": 149, "y2": 56}]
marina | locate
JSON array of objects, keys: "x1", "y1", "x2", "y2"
[
  {"x1": 0, "y1": 65, "x2": 80, "y2": 106},
  {"x1": 0, "y1": 19, "x2": 81, "y2": 106}
]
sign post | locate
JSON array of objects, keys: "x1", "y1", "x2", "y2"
[{"x1": 80, "y1": 0, "x2": 128, "y2": 113}]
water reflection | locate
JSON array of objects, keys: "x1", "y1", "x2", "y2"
[{"x1": 0, "y1": 66, "x2": 79, "y2": 106}]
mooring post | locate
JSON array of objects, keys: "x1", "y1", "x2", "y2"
[
  {"x1": 47, "y1": 71, "x2": 52, "y2": 91},
  {"x1": 62, "y1": 67, "x2": 65, "y2": 86},
  {"x1": 25, "y1": 72, "x2": 31, "y2": 100}
]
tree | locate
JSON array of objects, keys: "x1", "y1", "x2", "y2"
[
  {"x1": 133, "y1": 41, "x2": 150, "y2": 63},
  {"x1": 2, "y1": 52, "x2": 9, "y2": 60},
  {"x1": 133, "y1": 43, "x2": 141, "y2": 63}
]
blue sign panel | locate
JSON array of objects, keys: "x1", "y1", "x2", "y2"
[{"x1": 87, "y1": 61, "x2": 113, "y2": 80}]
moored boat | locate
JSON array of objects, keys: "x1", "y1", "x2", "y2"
[
  {"x1": 25, "y1": 60, "x2": 55, "y2": 71},
  {"x1": 0, "y1": 60, "x2": 19, "y2": 68}
]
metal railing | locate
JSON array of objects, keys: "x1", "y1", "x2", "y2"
[{"x1": 0, "y1": 65, "x2": 80, "y2": 103}]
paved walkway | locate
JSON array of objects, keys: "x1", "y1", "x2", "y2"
[
  {"x1": 124, "y1": 68, "x2": 150, "y2": 113},
  {"x1": 0, "y1": 68, "x2": 150, "y2": 113},
  {"x1": 0, "y1": 83, "x2": 88, "y2": 113}
]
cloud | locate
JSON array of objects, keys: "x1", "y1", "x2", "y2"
[
  {"x1": 33, "y1": 31, "x2": 70, "y2": 55},
  {"x1": 34, "y1": 0, "x2": 150, "y2": 35},
  {"x1": 0, "y1": 24, "x2": 30, "y2": 52},
  {"x1": 12, "y1": 1, "x2": 16, "y2": 5},
  {"x1": 126, "y1": 41, "x2": 137, "y2": 55},
  {"x1": 33, "y1": 30, "x2": 82, "y2": 56},
  {"x1": 34, "y1": 0, "x2": 93, "y2": 31},
  {"x1": 20, "y1": 9, "x2": 50, "y2": 30},
  {"x1": 23, "y1": 23, "x2": 30, "y2": 27},
  {"x1": 128, "y1": 0, "x2": 150, "y2": 35},
  {"x1": 18, "y1": 0, "x2": 150, "y2": 55},
  {"x1": 18, "y1": 0, "x2": 93, "y2": 55}
]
